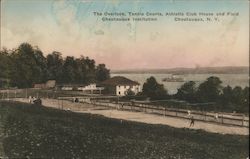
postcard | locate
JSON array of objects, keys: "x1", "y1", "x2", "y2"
[{"x1": 0, "y1": 0, "x2": 249, "y2": 158}]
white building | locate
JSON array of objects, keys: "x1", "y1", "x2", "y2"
[
  {"x1": 78, "y1": 83, "x2": 104, "y2": 94},
  {"x1": 61, "y1": 86, "x2": 73, "y2": 91},
  {"x1": 116, "y1": 85, "x2": 140, "y2": 96},
  {"x1": 101, "y1": 76, "x2": 141, "y2": 96}
]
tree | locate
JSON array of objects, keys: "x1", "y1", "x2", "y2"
[
  {"x1": 242, "y1": 86, "x2": 249, "y2": 112},
  {"x1": 219, "y1": 85, "x2": 249, "y2": 113},
  {"x1": 0, "y1": 43, "x2": 111, "y2": 88},
  {"x1": 10, "y1": 43, "x2": 43, "y2": 88},
  {"x1": 125, "y1": 88, "x2": 135, "y2": 96},
  {"x1": 0, "y1": 48, "x2": 12, "y2": 87},
  {"x1": 242, "y1": 87, "x2": 249, "y2": 104},
  {"x1": 231, "y1": 86, "x2": 244, "y2": 109},
  {"x1": 96, "y1": 64, "x2": 110, "y2": 82},
  {"x1": 33, "y1": 47, "x2": 48, "y2": 83},
  {"x1": 142, "y1": 76, "x2": 167, "y2": 100},
  {"x1": 62, "y1": 56, "x2": 77, "y2": 83},
  {"x1": 176, "y1": 81, "x2": 196, "y2": 102},
  {"x1": 220, "y1": 85, "x2": 233, "y2": 103},
  {"x1": 0, "y1": 48, "x2": 11, "y2": 79},
  {"x1": 84, "y1": 57, "x2": 96, "y2": 83},
  {"x1": 219, "y1": 85, "x2": 234, "y2": 110},
  {"x1": 46, "y1": 51, "x2": 63, "y2": 83},
  {"x1": 196, "y1": 76, "x2": 222, "y2": 102}
]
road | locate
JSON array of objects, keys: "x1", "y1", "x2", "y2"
[{"x1": 12, "y1": 98, "x2": 249, "y2": 135}]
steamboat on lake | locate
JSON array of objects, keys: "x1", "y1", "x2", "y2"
[{"x1": 162, "y1": 75, "x2": 184, "y2": 82}]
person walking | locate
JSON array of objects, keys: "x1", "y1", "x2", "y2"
[{"x1": 190, "y1": 116, "x2": 195, "y2": 127}]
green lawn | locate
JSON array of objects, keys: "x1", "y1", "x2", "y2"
[{"x1": 0, "y1": 101, "x2": 248, "y2": 158}]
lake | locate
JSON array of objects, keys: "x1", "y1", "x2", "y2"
[{"x1": 111, "y1": 73, "x2": 249, "y2": 94}]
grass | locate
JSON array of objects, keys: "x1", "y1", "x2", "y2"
[{"x1": 0, "y1": 101, "x2": 249, "y2": 159}]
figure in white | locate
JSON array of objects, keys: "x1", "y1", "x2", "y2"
[
  {"x1": 28, "y1": 96, "x2": 32, "y2": 103},
  {"x1": 187, "y1": 110, "x2": 191, "y2": 117},
  {"x1": 214, "y1": 113, "x2": 219, "y2": 121}
]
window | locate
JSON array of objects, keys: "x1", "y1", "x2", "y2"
[{"x1": 118, "y1": 91, "x2": 121, "y2": 95}]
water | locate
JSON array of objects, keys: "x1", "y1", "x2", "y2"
[{"x1": 111, "y1": 73, "x2": 249, "y2": 94}]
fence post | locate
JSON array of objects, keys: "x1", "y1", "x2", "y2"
[
  {"x1": 25, "y1": 89, "x2": 28, "y2": 98},
  {"x1": 221, "y1": 114, "x2": 223, "y2": 124},
  {"x1": 61, "y1": 100, "x2": 63, "y2": 110},
  {"x1": 242, "y1": 115, "x2": 244, "y2": 126}
]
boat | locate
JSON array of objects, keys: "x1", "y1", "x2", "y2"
[{"x1": 162, "y1": 75, "x2": 184, "y2": 82}]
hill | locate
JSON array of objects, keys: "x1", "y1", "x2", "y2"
[
  {"x1": 111, "y1": 66, "x2": 249, "y2": 74},
  {"x1": 0, "y1": 101, "x2": 248, "y2": 158}
]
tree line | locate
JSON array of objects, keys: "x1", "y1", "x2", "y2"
[
  {"x1": 0, "y1": 43, "x2": 110, "y2": 88},
  {"x1": 141, "y1": 76, "x2": 249, "y2": 113}
]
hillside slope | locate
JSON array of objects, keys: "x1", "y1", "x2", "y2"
[{"x1": 0, "y1": 101, "x2": 248, "y2": 158}]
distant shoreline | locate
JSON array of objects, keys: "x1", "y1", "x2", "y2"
[{"x1": 111, "y1": 66, "x2": 249, "y2": 74}]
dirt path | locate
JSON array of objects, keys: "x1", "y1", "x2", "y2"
[{"x1": 12, "y1": 98, "x2": 249, "y2": 136}]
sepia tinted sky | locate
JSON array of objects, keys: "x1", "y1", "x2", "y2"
[{"x1": 1, "y1": 0, "x2": 249, "y2": 70}]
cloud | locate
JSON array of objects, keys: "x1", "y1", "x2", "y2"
[
  {"x1": 94, "y1": 29, "x2": 104, "y2": 35},
  {"x1": 1, "y1": 0, "x2": 249, "y2": 69},
  {"x1": 51, "y1": 1, "x2": 81, "y2": 38}
]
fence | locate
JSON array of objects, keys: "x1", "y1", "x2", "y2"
[
  {"x1": 84, "y1": 99, "x2": 249, "y2": 127},
  {"x1": 0, "y1": 89, "x2": 89, "y2": 99},
  {"x1": 0, "y1": 89, "x2": 249, "y2": 127}
]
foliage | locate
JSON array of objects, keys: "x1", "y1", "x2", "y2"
[
  {"x1": 95, "y1": 64, "x2": 110, "y2": 82},
  {"x1": 196, "y1": 76, "x2": 222, "y2": 102},
  {"x1": 0, "y1": 48, "x2": 12, "y2": 88},
  {"x1": 176, "y1": 81, "x2": 197, "y2": 103},
  {"x1": 0, "y1": 43, "x2": 110, "y2": 88},
  {"x1": 46, "y1": 51, "x2": 63, "y2": 83},
  {"x1": 142, "y1": 76, "x2": 168, "y2": 100},
  {"x1": 174, "y1": 77, "x2": 249, "y2": 113},
  {"x1": 125, "y1": 88, "x2": 135, "y2": 96},
  {"x1": 8, "y1": 43, "x2": 47, "y2": 88},
  {"x1": 0, "y1": 101, "x2": 248, "y2": 158}
]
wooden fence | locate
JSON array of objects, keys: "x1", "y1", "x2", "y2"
[
  {"x1": 1, "y1": 89, "x2": 248, "y2": 128},
  {"x1": 81, "y1": 99, "x2": 249, "y2": 127}
]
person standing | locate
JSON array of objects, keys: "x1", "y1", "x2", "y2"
[
  {"x1": 28, "y1": 96, "x2": 32, "y2": 103},
  {"x1": 214, "y1": 113, "x2": 219, "y2": 121}
]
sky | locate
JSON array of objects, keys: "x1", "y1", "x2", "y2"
[{"x1": 1, "y1": 0, "x2": 249, "y2": 70}]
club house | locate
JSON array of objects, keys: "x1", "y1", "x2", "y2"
[{"x1": 100, "y1": 76, "x2": 141, "y2": 96}]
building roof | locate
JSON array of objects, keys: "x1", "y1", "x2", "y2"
[
  {"x1": 56, "y1": 83, "x2": 96, "y2": 87},
  {"x1": 101, "y1": 76, "x2": 140, "y2": 86}
]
